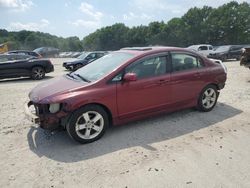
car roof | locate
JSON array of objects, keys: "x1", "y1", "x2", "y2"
[{"x1": 119, "y1": 46, "x2": 197, "y2": 56}]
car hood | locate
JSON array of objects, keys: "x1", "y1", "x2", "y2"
[{"x1": 29, "y1": 75, "x2": 88, "y2": 103}]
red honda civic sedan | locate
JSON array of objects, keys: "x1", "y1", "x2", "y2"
[{"x1": 25, "y1": 47, "x2": 227, "y2": 143}]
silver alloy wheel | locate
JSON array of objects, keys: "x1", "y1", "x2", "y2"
[
  {"x1": 75, "y1": 111, "x2": 104, "y2": 140},
  {"x1": 202, "y1": 88, "x2": 217, "y2": 109},
  {"x1": 33, "y1": 68, "x2": 44, "y2": 79}
]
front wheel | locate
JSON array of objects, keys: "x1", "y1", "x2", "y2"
[
  {"x1": 197, "y1": 85, "x2": 219, "y2": 112},
  {"x1": 66, "y1": 105, "x2": 109, "y2": 144}
]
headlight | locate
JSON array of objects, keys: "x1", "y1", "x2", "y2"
[{"x1": 49, "y1": 103, "x2": 60, "y2": 113}]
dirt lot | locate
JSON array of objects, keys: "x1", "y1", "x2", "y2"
[{"x1": 0, "y1": 58, "x2": 250, "y2": 188}]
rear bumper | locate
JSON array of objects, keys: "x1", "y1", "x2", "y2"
[{"x1": 45, "y1": 65, "x2": 54, "y2": 73}]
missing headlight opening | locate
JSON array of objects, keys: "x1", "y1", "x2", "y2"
[{"x1": 49, "y1": 103, "x2": 60, "y2": 113}]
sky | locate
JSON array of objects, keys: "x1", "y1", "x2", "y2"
[{"x1": 0, "y1": 0, "x2": 249, "y2": 39}]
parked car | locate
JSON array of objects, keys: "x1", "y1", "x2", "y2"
[
  {"x1": 63, "y1": 51, "x2": 107, "y2": 71},
  {"x1": 208, "y1": 45, "x2": 244, "y2": 61},
  {"x1": 0, "y1": 54, "x2": 54, "y2": 80},
  {"x1": 25, "y1": 47, "x2": 227, "y2": 144},
  {"x1": 187, "y1": 44, "x2": 214, "y2": 57},
  {"x1": 6, "y1": 50, "x2": 42, "y2": 58},
  {"x1": 33, "y1": 47, "x2": 59, "y2": 58}
]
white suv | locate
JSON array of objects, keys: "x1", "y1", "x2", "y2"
[{"x1": 187, "y1": 44, "x2": 214, "y2": 57}]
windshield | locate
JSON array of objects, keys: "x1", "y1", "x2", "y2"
[
  {"x1": 214, "y1": 46, "x2": 230, "y2": 52},
  {"x1": 73, "y1": 52, "x2": 135, "y2": 82},
  {"x1": 77, "y1": 52, "x2": 88, "y2": 59},
  {"x1": 33, "y1": 47, "x2": 43, "y2": 53}
]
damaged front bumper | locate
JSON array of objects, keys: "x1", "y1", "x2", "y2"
[
  {"x1": 25, "y1": 101, "x2": 40, "y2": 124},
  {"x1": 24, "y1": 101, "x2": 70, "y2": 130}
]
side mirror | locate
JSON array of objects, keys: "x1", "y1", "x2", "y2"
[{"x1": 123, "y1": 73, "x2": 137, "y2": 82}]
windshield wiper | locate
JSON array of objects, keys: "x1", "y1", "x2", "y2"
[
  {"x1": 66, "y1": 73, "x2": 76, "y2": 79},
  {"x1": 73, "y1": 73, "x2": 91, "y2": 83}
]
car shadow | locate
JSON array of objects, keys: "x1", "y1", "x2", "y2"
[
  {"x1": 0, "y1": 76, "x2": 54, "y2": 83},
  {"x1": 27, "y1": 103, "x2": 242, "y2": 163}
]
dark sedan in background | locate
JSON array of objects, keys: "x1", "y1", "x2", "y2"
[
  {"x1": 208, "y1": 45, "x2": 244, "y2": 61},
  {"x1": 0, "y1": 54, "x2": 54, "y2": 80},
  {"x1": 63, "y1": 51, "x2": 107, "y2": 71},
  {"x1": 33, "y1": 47, "x2": 59, "y2": 58}
]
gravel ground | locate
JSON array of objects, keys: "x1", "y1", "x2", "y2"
[{"x1": 0, "y1": 58, "x2": 250, "y2": 188}]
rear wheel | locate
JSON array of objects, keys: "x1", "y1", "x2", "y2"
[
  {"x1": 31, "y1": 66, "x2": 45, "y2": 80},
  {"x1": 197, "y1": 85, "x2": 218, "y2": 112},
  {"x1": 66, "y1": 105, "x2": 109, "y2": 144}
]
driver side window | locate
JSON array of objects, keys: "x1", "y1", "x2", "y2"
[
  {"x1": 87, "y1": 53, "x2": 96, "y2": 60},
  {"x1": 125, "y1": 56, "x2": 168, "y2": 79}
]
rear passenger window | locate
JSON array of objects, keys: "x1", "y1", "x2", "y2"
[{"x1": 171, "y1": 53, "x2": 203, "y2": 72}]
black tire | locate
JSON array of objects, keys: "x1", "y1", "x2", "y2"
[
  {"x1": 31, "y1": 66, "x2": 45, "y2": 80},
  {"x1": 66, "y1": 105, "x2": 109, "y2": 144},
  {"x1": 197, "y1": 85, "x2": 219, "y2": 112},
  {"x1": 73, "y1": 64, "x2": 82, "y2": 71}
]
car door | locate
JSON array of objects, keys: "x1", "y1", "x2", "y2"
[
  {"x1": 116, "y1": 53, "x2": 171, "y2": 119},
  {"x1": 207, "y1": 45, "x2": 214, "y2": 56},
  {"x1": 170, "y1": 52, "x2": 207, "y2": 105},
  {"x1": 229, "y1": 46, "x2": 243, "y2": 59}
]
